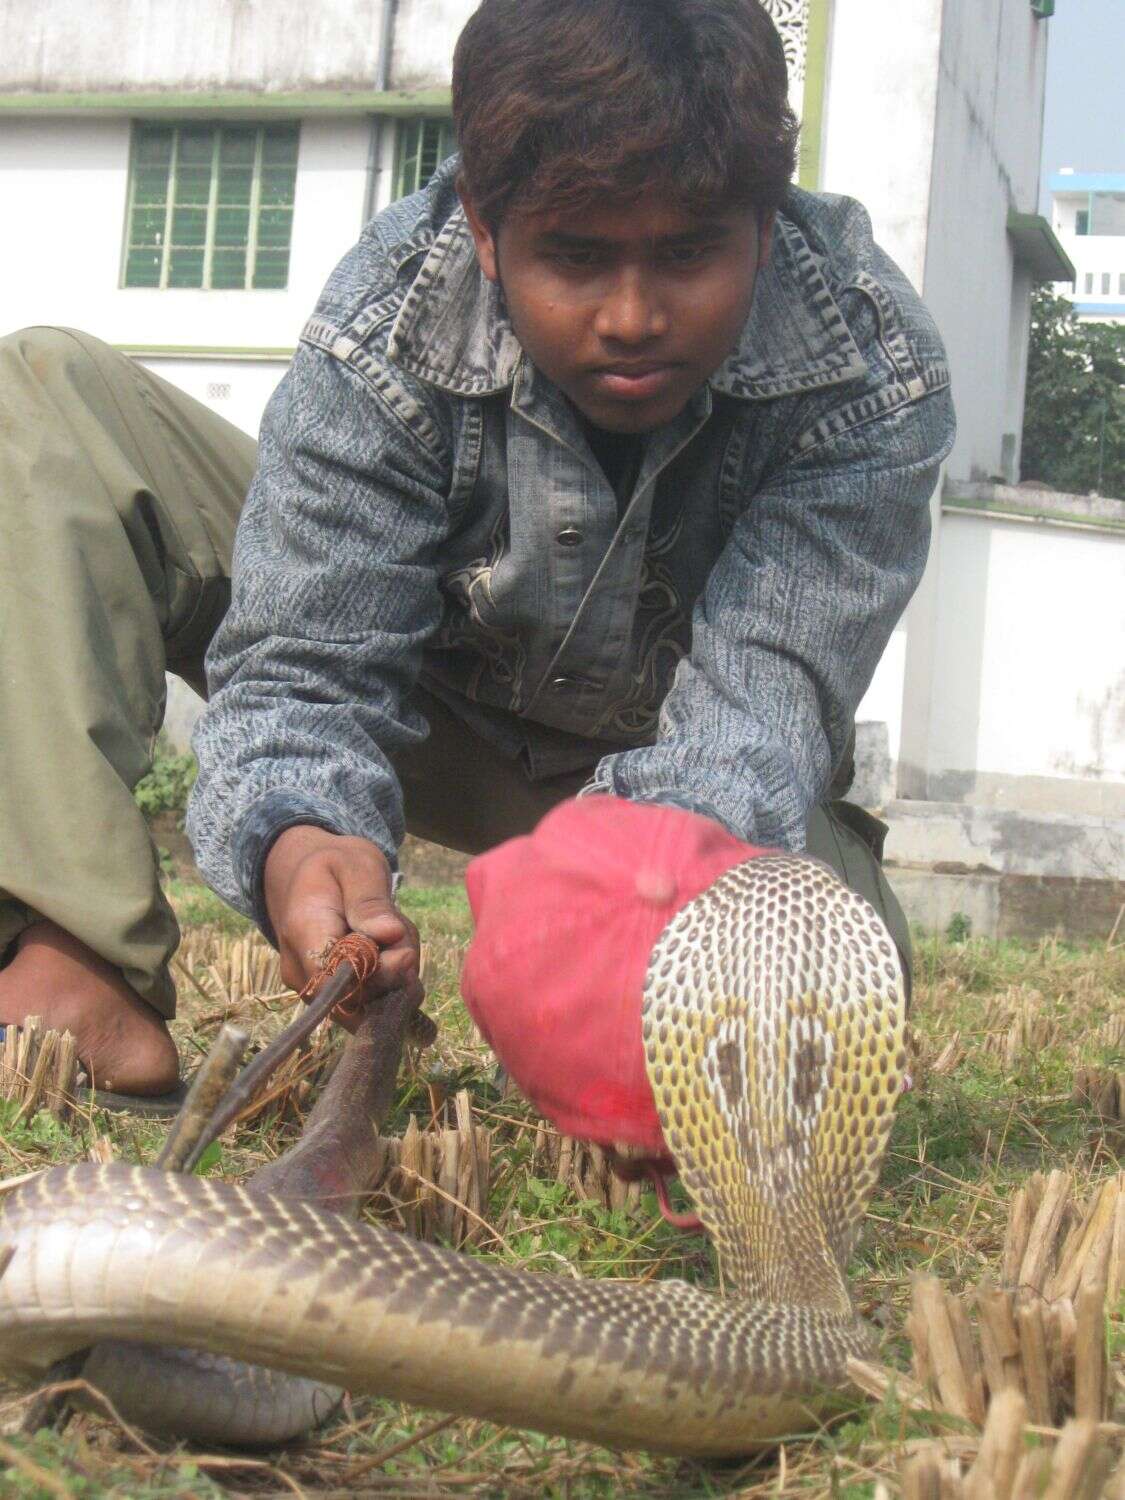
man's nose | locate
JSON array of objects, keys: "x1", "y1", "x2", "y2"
[{"x1": 593, "y1": 267, "x2": 668, "y2": 344}]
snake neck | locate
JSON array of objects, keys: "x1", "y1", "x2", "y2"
[{"x1": 696, "y1": 1179, "x2": 855, "y2": 1316}]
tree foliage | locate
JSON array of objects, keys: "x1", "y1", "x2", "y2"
[{"x1": 1020, "y1": 287, "x2": 1125, "y2": 499}]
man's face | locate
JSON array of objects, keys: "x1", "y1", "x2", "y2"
[{"x1": 463, "y1": 189, "x2": 774, "y2": 433}]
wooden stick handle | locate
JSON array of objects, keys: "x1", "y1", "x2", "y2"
[{"x1": 155, "y1": 1024, "x2": 250, "y2": 1172}]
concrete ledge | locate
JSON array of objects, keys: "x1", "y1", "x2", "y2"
[
  {"x1": 890, "y1": 865, "x2": 1123, "y2": 944},
  {"x1": 891, "y1": 867, "x2": 998, "y2": 939},
  {"x1": 903, "y1": 767, "x2": 1125, "y2": 820},
  {"x1": 0, "y1": 87, "x2": 453, "y2": 117},
  {"x1": 884, "y1": 799, "x2": 1125, "y2": 881},
  {"x1": 944, "y1": 479, "x2": 1125, "y2": 528}
]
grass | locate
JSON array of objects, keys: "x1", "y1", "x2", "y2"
[{"x1": 0, "y1": 882, "x2": 1121, "y2": 1498}]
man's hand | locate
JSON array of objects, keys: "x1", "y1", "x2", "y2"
[{"x1": 263, "y1": 826, "x2": 421, "y2": 1024}]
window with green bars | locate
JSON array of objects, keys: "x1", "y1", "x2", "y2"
[
  {"x1": 392, "y1": 118, "x2": 456, "y2": 201},
  {"x1": 123, "y1": 123, "x2": 300, "y2": 290}
]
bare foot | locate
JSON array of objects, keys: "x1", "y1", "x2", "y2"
[{"x1": 0, "y1": 922, "x2": 180, "y2": 1096}]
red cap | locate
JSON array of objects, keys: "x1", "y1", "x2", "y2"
[{"x1": 461, "y1": 796, "x2": 773, "y2": 1164}]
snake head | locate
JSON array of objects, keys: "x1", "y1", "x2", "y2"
[{"x1": 641, "y1": 855, "x2": 908, "y2": 1313}]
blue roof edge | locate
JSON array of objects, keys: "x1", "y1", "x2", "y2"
[{"x1": 1049, "y1": 172, "x2": 1125, "y2": 194}]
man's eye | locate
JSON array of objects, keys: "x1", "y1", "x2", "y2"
[
  {"x1": 549, "y1": 249, "x2": 600, "y2": 269},
  {"x1": 662, "y1": 243, "x2": 712, "y2": 266}
]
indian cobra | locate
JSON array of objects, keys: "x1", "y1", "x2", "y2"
[{"x1": 0, "y1": 854, "x2": 907, "y2": 1456}]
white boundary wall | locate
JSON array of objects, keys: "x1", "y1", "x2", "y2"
[{"x1": 927, "y1": 509, "x2": 1124, "y2": 817}]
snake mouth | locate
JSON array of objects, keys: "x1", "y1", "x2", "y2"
[{"x1": 607, "y1": 1143, "x2": 704, "y2": 1230}]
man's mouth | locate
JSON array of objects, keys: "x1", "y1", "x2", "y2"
[{"x1": 589, "y1": 363, "x2": 679, "y2": 401}]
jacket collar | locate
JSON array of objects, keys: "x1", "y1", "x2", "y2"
[
  {"x1": 388, "y1": 199, "x2": 867, "y2": 403},
  {"x1": 711, "y1": 215, "x2": 868, "y2": 398}
]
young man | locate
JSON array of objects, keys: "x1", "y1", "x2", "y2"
[{"x1": 0, "y1": 0, "x2": 953, "y2": 1098}]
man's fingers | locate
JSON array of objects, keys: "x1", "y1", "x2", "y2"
[
  {"x1": 367, "y1": 944, "x2": 419, "y2": 993},
  {"x1": 265, "y1": 830, "x2": 422, "y2": 1005},
  {"x1": 278, "y1": 909, "x2": 349, "y2": 993},
  {"x1": 342, "y1": 893, "x2": 408, "y2": 942},
  {"x1": 338, "y1": 874, "x2": 420, "y2": 985}
]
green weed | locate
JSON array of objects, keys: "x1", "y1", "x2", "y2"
[{"x1": 133, "y1": 735, "x2": 197, "y2": 819}]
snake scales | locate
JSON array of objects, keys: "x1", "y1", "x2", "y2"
[{"x1": 0, "y1": 854, "x2": 907, "y2": 1456}]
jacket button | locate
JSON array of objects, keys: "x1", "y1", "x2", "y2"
[{"x1": 556, "y1": 527, "x2": 583, "y2": 547}]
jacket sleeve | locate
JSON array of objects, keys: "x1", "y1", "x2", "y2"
[
  {"x1": 187, "y1": 337, "x2": 452, "y2": 928},
  {"x1": 583, "y1": 381, "x2": 956, "y2": 849}
]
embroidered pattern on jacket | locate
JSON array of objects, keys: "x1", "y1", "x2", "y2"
[{"x1": 435, "y1": 510, "x2": 528, "y2": 708}]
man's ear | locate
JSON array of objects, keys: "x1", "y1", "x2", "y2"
[{"x1": 458, "y1": 175, "x2": 500, "y2": 283}]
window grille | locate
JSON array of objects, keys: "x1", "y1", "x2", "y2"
[
  {"x1": 392, "y1": 118, "x2": 455, "y2": 201},
  {"x1": 122, "y1": 123, "x2": 300, "y2": 290},
  {"x1": 1075, "y1": 210, "x2": 1089, "y2": 236}
]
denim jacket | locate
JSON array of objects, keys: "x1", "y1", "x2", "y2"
[{"x1": 189, "y1": 157, "x2": 955, "y2": 922}]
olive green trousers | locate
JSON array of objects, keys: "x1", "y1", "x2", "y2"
[{"x1": 0, "y1": 327, "x2": 911, "y2": 1016}]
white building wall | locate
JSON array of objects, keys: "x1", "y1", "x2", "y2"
[
  {"x1": 1002, "y1": 265, "x2": 1034, "y2": 479},
  {"x1": 818, "y1": 0, "x2": 943, "y2": 293},
  {"x1": 922, "y1": 0, "x2": 1048, "y2": 487},
  {"x1": 0, "y1": 0, "x2": 387, "y2": 94},
  {"x1": 131, "y1": 357, "x2": 289, "y2": 440},
  {"x1": 0, "y1": 116, "x2": 370, "y2": 354},
  {"x1": 1, "y1": 117, "x2": 131, "y2": 332},
  {"x1": 841, "y1": 0, "x2": 1052, "y2": 806},
  {"x1": 1052, "y1": 183, "x2": 1125, "y2": 318},
  {"x1": 1053, "y1": 214, "x2": 1125, "y2": 319},
  {"x1": 1067, "y1": 240, "x2": 1125, "y2": 307},
  {"x1": 858, "y1": 630, "x2": 908, "y2": 768},
  {"x1": 928, "y1": 511, "x2": 1125, "y2": 817},
  {"x1": 0, "y1": 114, "x2": 373, "y2": 435},
  {"x1": 822, "y1": 0, "x2": 1050, "y2": 483},
  {"x1": 0, "y1": 0, "x2": 486, "y2": 99},
  {"x1": 392, "y1": 0, "x2": 477, "y2": 91},
  {"x1": 817, "y1": 0, "x2": 943, "y2": 768}
]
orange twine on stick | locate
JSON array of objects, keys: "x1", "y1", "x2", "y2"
[{"x1": 300, "y1": 933, "x2": 380, "y2": 1021}]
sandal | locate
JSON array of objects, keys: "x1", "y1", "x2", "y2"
[{"x1": 0, "y1": 1024, "x2": 192, "y2": 1118}]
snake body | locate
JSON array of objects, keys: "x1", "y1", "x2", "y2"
[{"x1": 0, "y1": 855, "x2": 907, "y2": 1456}]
